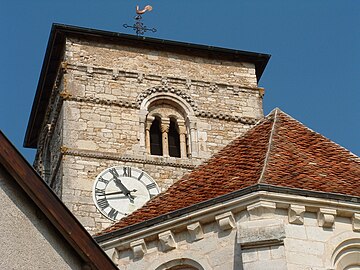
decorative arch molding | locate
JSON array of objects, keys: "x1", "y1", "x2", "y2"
[
  {"x1": 154, "y1": 258, "x2": 207, "y2": 270},
  {"x1": 138, "y1": 87, "x2": 199, "y2": 158},
  {"x1": 137, "y1": 86, "x2": 198, "y2": 113},
  {"x1": 325, "y1": 231, "x2": 360, "y2": 270},
  {"x1": 332, "y1": 239, "x2": 360, "y2": 270}
]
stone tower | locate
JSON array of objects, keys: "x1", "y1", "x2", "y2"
[{"x1": 24, "y1": 24, "x2": 270, "y2": 233}]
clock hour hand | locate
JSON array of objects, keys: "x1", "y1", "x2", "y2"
[{"x1": 113, "y1": 178, "x2": 135, "y2": 203}]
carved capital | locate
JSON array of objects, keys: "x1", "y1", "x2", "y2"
[
  {"x1": 215, "y1": 211, "x2": 235, "y2": 231},
  {"x1": 288, "y1": 204, "x2": 305, "y2": 225},
  {"x1": 158, "y1": 230, "x2": 177, "y2": 252},
  {"x1": 161, "y1": 123, "x2": 170, "y2": 133},
  {"x1": 352, "y1": 213, "x2": 360, "y2": 232},
  {"x1": 130, "y1": 239, "x2": 147, "y2": 259},
  {"x1": 317, "y1": 208, "x2": 336, "y2": 228},
  {"x1": 247, "y1": 201, "x2": 276, "y2": 220},
  {"x1": 187, "y1": 222, "x2": 204, "y2": 242},
  {"x1": 145, "y1": 116, "x2": 155, "y2": 130},
  {"x1": 178, "y1": 125, "x2": 187, "y2": 135}
]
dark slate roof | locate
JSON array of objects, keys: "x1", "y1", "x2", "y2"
[
  {"x1": 0, "y1": 131, "x2": 118, "y2": 270},
  {"x1": 96, "y1": 108, "x2": 360, "y2": 237},
  {"x1": 24, "y1": 23, "x2": 270, "y2": 149}
]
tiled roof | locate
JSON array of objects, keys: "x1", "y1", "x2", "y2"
[{"x1": 99, "y1": 108, "x2": 360, "y2": 235}]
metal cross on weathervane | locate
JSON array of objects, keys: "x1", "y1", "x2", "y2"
[{"x1": 123, "y1": 5, "x2": 157, "y2": 36}]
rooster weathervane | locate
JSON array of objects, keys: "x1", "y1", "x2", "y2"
[{"x1": 123, "y1": 5, "x2": 157, "y2": 36}]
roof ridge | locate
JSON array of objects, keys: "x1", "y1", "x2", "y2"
[{"x1": 257, "y1": 108, "x2": 279, "y2": 183}]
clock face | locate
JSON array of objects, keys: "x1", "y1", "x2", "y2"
[{"x1": 92, "y1": 166, "x2": 160, "y2": 221}]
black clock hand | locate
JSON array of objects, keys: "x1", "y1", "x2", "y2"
[
  {"x1": 97, "y1": 189, "x2": 137, "y2": 197},
  {"x1": 113, "y1": 178, "x2": 135, "y2": 203}
]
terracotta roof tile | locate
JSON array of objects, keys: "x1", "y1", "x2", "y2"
[{"x1": 98, "y1": 108, "x2": 360, "y2": 235}]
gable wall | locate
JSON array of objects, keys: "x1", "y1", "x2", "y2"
[{"x1": 0, "y1": 165, "x2": 83, "y2": 270}]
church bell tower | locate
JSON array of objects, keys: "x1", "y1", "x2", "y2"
[{"x1": 24, "y1": 24, "x2": 270, "y2": 233}]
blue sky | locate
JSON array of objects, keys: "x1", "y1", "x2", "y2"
[{"x1": 0, "y1": 1, "x2": 359, "y2": 162}]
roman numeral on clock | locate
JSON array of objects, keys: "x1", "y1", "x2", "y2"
[
  {"x1": 98, "y1": 176, "x2": 109, "y2": 184},
  {"x1": 97, "y1": 198, "x2": 109, "y2": 210},
  {"x1": 95, "y1": 188, "x2": 105, "y2": 197},
  {"x1": 108, "y1": 208, "x2": 119, "y2": 220},
  {"x1": 123, "y1": 167, "x2": 131, "y2": 177},
  {"x1": 109, "y1": 168, "x2": 119, "y2": 178},
  {"x1": 146, "y1": 182, "x2": 157, "y2": 190}
]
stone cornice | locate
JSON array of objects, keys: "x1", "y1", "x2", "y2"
[
  {"x1": 65, "y1": 63, "x2": 262, "y2": 94},
  {"x1": 61, "y1": 148, "x2": 199, "y2": 169},
  {"x1": 95, "y1": 187, "x2": 360, "y2": 251}
]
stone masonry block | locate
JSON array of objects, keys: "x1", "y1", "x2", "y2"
[{"x1": 238, "y1": 219, "x2": 285, "y2": 249}]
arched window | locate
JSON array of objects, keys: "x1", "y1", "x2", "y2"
[
  {"x1": 150, "y1": 117, "x2": 163, "y2": 156},
  {"x1": 155, "y1": 258, "x2": 204, "y2": 270},
  {"x1": 168, "y1": 119, "x2": 181, "y2": 158},
  {"x1": 140, "y1": 89, "x2": 199, "y2": 159}
]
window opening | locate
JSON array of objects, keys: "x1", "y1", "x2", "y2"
[
  {"x1": 150, "y1": 117, "x2": 163, "y2": 156},
  {"x1": 168, "y1": 119, "x2": 180, "y2": 157}
]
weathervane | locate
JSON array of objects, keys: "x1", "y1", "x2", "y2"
[{"x1": 123, "y1": 5, "x2": 157, "y2": 36}]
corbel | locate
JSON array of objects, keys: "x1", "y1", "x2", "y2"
[
  {"x1": 215, "y1": 211, "x2": 235, "y2": 231},
  {"x1": 112, "y1": 69, "x2": 119, "y2": 80},
  {"x1": 258, "y1": 87, "x2": 265, "y2": 98},
  {"x1": 60, "y1": 61, "x2": 68, "y2": 73},
  {"x1": 317, "y1": 208, "x2": 336, "y2": 228},
  {"x1": 352, "y1": 213, "x2": 360, "y2": 232},
  {"x1": 187, "y1": 222, "x2": 204, "y2": 242},
  {"x1": 158, "y1": 230, "x2": 177, "y2": 252},
  {"x1": 137, "y1": 72, "x2": 144, "y2": 83},
  {"x1": 247, "y1": 201, "x2": 276, "y2": 220},
  {"x1": 288, "y1": 204, "x2": 306, "y2": 225},
  {"x1": 130, "y1": 239, "x2": 147, "y2": 259}
]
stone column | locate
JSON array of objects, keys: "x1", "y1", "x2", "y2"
[
  {"x1": 178, "y1": 123, "x2": 187, "y2": 159},
  {"x1": 138, "y1": 110, "x2": 148, "y2": 151},
  {"x1": 188, "y1": 118, "x2": 198, "y2": 158},
  {"x1": 161, "y1": 119, "x2": 170, "y2": 157},
  {"x1": 145, "y1": 116, "x2": 154, "y2": 155}
]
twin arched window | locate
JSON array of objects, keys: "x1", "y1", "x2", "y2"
[
  {"x1": 144, "y1": 100, "x2": 188, "y2": 158},
  {"x1": 148, "y1": 116, "x2": 184, "y2": 158}
]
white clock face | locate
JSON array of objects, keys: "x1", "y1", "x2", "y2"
[{"x1": 92, "y1": 166, "x2": 160, "y2": 221}]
